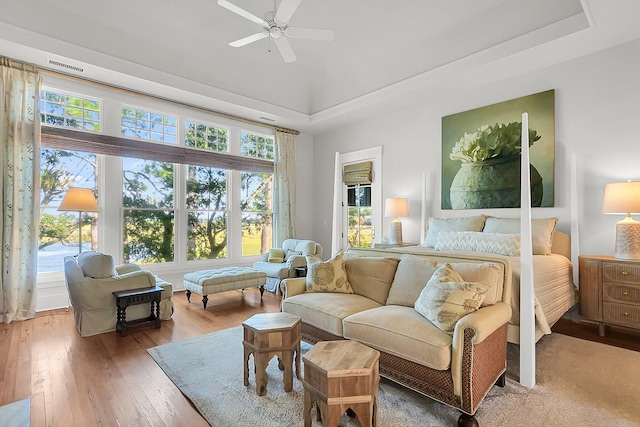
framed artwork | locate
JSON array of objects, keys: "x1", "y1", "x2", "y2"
[{"x1": 441, "y1": 89, "x2": 555, "y2": 210}]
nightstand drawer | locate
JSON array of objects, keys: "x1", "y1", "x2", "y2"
[
  {"x1": 603, "y1": 282, "x2": 640, "y2": 305},
  {"x1": 603, "y1": 302, "x2": 640, "y2": 328},
  {"x1": 603, "y1": 262, "x2": 640, "y2": 283}
]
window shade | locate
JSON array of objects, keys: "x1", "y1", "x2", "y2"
[
  {"x1": 343, "y1": 161, "x2": 372, "y2": 185},
  {"x1": 41, "y1": 126, "x2": 274, "y2": 174}
]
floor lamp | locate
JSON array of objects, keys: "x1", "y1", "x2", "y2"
[{"x1": 58, "y1": 187, "x2": 99, "y2": 254}]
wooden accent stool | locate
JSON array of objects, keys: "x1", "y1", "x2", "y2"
[
  {"x1": 303, "y1": 340, "x2": 380, "y2": 427},
  {"x1": 112, "y1": 286, "x2": 163, "y2": 337},
  {"x1": 242, "y1": 312, "x2": 301, "y2": 396}
]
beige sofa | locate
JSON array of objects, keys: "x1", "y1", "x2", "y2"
[
  {"x1": 64, "y1": 252, "x2": 174, "y2": 337},
  {"x1": 281, "y1": 250, "x2": 512, "y2": 426}
]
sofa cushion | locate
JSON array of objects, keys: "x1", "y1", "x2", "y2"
[
  {"x1": 343, "y1": 305, "x2": 453, "y2": 371},
  {"x1": 282, "y1": 293, "x2": 381, "y2": 337},
  {"x1": 344, "y1": 256, "x2": 399, "y2": 304},
  {"x1": 267, "y1": 248, "x2": 285, "y2": 263},
  {"x1": 306, "y1": 250, "x2": 353, "y2": 294},
  {"x1": 414, "y1": 263, "x2": 489, "y2": 334},
  {"x1": 422, "y1": 215, "x2": 486, "y2": 248},
  {"x1": 386, "y1": 254, "x2": 438, "y2": 307},
  {"x1": 450, "y1": 262, "x2": 504, "y2": 306},
  {"x1": 482, "y1": 216, "x2": 558, "y2": 255},
  {"x1": 77, "y1": 252, "x2": 117, "y2": 279}
]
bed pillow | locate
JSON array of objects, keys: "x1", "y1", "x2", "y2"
[
  {"x1": 422, "y1": 215, "x2": 487, "y2": 248},
  {"x1": 305, "y1": 250, "x2": 353, "y2": 294},
  {"x1": 434, "y1": 231, "x2": 520, "y2": 257},
  {"x1": 387, "y1": 254, "x2": 439, "y2": 307},
  {"x1": 414, "y1": 263, "x2": 490, "y2": 334},
  {"x1": 267, "y1": 248, "x2": 285, "y2": 263},
  {"x1": 344, "y1": 256, "x2": 400, "y2": 304},
  {"x1": 483, "y1": 217, "x2": 558, "y2": 255}
]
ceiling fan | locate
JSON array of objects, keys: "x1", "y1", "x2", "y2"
[{"x1": 217, "y1": 0, "x2": 335, "y2": 63}]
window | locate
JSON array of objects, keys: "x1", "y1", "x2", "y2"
[
  {"x1": 38, "y1": 85, "x2": 275, "y2": 276},
  {"x1": 38, "y1": 147, "x2": 98, "y2": 272},
  {"x1": 347, "y1": 185, "x2": 373, "y2": 248},
  {"x1": 122, "y1": 158, "x2": 175, "y2": 264},
  {"x1": 40, "y1": 89, "x2": 101, "y2": 131},
  {"x1": 121, "y1": 106, "x2": 177, "y2": 143}
]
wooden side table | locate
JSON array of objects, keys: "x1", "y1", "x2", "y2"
[
  {"x1": 112, "y1": 285, "x2": 163, "y2": 337},
  {"x1": 303, "y1": 340, "x2": 380, "y2": 427},
  {"x1": 242, "y1": 312, "x2": 301, "y2": 396}
]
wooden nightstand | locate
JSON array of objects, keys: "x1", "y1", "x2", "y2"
[{"x1": 579, "y1": 255, "x2": 640, "y2": 336}]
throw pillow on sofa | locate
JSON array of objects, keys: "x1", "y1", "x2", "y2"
[
  {"x1": 386, "y1": 254, "x2": 438, "y2": 307},
  {"x1": 306, "y1": 250, "x2": 353, "y2": 294},
  {"x1": 267, "y1": 248, "x2": 285, "y2": 263},
  {"x1": 414, "y1": 263, "x2": 489, "y2": 334},
  {"x1": 344, "y1": 256, "x2": 400, "y2": 304}
]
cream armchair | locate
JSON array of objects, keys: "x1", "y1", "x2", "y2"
[
  {"x1": 252, "y1": 238, "x2": 323, "y2": 293},
  {"x1": 64, "y1": 251, "x2": 174, "y2": 337}
]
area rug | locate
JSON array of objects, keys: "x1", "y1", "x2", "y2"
[
  {"x1": 148, "y1": 327, "x2": 640, "y2": 426},
  {"x1": 0, "y1": 398, "x2": 29, "y2": 427}
]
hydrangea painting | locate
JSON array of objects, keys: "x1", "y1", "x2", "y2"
[{"x1": 441, "y1": 90, "x2": 555, "y2": 210}]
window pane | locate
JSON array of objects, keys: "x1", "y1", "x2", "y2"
[
  {"x1": 347, "y1": 184, "x2": 373, "y2": 248},
  {"x1": 121, "y1": 106, "x2": 177, "y2": 144},
  {"x1": 123, "y1": 209, "x2": 174, "y2": 263},
  {"x1": 185, "y1": 120, "x2": 229, "y2": 152},
  {"x1": 187, "y1": 211, "x2": 227, "y2": 260},
  {"x1": 186, "y1": 165, "x2": 228, "y2": 260},
  {"x1": 123, "y1": 158, "x2": 174, "y2": 209},
  {"x1": 40, "y1": 89, "x2": 102, "y2": 132},
  {"x1": 241, "y1": 172, "x2": 273, "y2": 255},
  {"x1": 240, "y1": 131, "x2": 274, "y2": 160},
  {"x1": 38, "y1": 148, "x2": 98, "y2": 272}
]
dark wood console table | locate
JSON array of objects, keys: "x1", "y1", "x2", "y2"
[{"x1": 113, "y1": 286, "x2": 163, "y2": 337}]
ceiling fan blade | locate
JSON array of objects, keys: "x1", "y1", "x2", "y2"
[
  {"x1": 274, "y1": 0, "x2": 302, "y2": 24},
  {"x1": 229, "y1": 32, "x2": 268, "y2": 47},
  {"x1": 285, "y1": 27, "x2": 335, "y2": 41},
  {"x1": 217, "y1": 0, "x2": 267, "y2": 26},
  {"x1": 274, "y1": 37, "x2": 297, "y2": 63}
]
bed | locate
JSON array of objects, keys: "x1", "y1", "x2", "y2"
[{"x1": 348, "y1": 216, "x2": 578, "y2": 345}]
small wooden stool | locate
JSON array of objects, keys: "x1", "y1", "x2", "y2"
[
  {"x1": 303, "y1": 340, "x2": 380, "y2": 427},
  {"x1": 242, "y1": 312, "x2": 301, "y2": 396}
]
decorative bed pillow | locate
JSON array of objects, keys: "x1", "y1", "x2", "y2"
[
  {"x1": 345, "y1": 256, "x2": 400, "y2": 304},
  {"x1": 77, "y1": 251, "x2": 117, "y2": 278},
  {"x1": 414, "y1": 263, "x2": 489, "y2": 334},
  {"x1": 434, "y1": 231, "x2": 520, "y2": 257},
  {"x1": 422, "y1": 215, "x2": 486, "y2": 248},
  {"x1": 387, "y1": 254, "x2": 438, "y2": 307},
  {"x1": 306, "y1": 250, "x2": 353, "y2": 294},
  {"x1": 267, "y1": 248, "x2": 285, "y2": 263},
  {"x1": 482, "y1": 216, "x2": 558, "y2": 255}
]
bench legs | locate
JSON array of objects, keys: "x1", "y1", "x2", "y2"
[{"x1": 186, "y1": 285, "x2": 265, "y2": 309}]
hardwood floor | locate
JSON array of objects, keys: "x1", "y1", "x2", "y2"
[{"x1": 0, "y1": 288, "x2": 282, "y2": 427}]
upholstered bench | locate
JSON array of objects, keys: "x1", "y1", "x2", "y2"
[{"x1": 183, "y1": 267, "x2": 267, "y2": 309}]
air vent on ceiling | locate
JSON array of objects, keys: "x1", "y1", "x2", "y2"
[
  {"x1": 259, "y1": 116, "x2": 276, "y2": 122},
  {"x1": 47, "y1": 59, "x2": 85, "y2": 73}
]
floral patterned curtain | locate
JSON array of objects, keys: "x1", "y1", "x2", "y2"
[
  {"x1": 0, "y1": 58, "x2": 41, "y2": 323},
  {"x1": 273, "y1": 130, "x2": 296, "y2": 247}
]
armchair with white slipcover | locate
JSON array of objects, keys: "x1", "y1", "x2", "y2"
[
  {"x1": 252, "y1": 239, "x2": 323, "y2": 293},
  {"x1": 64, "y1": 251, "x2": 174, "y2": 337}
]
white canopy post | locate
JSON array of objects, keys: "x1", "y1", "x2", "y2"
[
  {"x1": 519, "y1": 112, "x2": 536, "y2": 387},
  {"x1": 331, "y1": 152, "x2": 342, "y2": 254}
]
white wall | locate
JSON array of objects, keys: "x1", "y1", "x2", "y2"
[{"x1": 311, "y1": 38, "x2": 640, "y2": 259}]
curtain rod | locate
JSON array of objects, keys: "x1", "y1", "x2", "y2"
[{"x1": 33, "y1": 63, "x2": 300, "y2": 136}]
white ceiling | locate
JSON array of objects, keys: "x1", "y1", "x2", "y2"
[{"x1": 1, "y1": 1, "x2": 640, "y2": 133}]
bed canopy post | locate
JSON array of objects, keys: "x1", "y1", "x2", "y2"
[{"x1": 520, "y1": 112, "x2": 536, "y2": 387}]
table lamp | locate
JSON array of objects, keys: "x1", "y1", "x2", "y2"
[
  {"x1": 58, "y1": 187, "x2": 99, "y2": 254},
  {"x1": 602, "y1": 180, "x2": 640, "y2": 260},
  {"x1": 385, "y1": 197, "x2": 408, "y2": 245}
]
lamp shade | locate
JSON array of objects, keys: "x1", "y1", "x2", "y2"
[
  {"x1": 58, "y1": 188, "x2": 99, "y2": 212},
  {"x1": 602, "y1": 181, "x2": 640, "y2": 215},
  {"x1": 385, "y1": 198, "x2": 408, "y2": 218}
]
